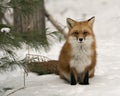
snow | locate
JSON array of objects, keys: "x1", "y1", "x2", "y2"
[
  {"x1": 1, "y1": 0, "x2": 120, "y2": 96},
  {"x1": 0, "y1": 27, "x2": 11, "y2": 33}
]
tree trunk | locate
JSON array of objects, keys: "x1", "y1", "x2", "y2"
[
  {"x1": 13, "y1": 0, "x2": 46, "y2": 36},
  {"x1": 0, "y1": 8, "x2": 4, "y2": 23}
]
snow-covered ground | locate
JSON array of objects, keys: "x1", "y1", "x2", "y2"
[{"x1": 1, "y1": 0, "x2": 120, "y2": 96}]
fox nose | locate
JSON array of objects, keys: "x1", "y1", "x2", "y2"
[{"x1": 79, "y1": 38, "x2": 83, "y2": 42}]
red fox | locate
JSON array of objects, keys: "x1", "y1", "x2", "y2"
[{"x1": 58, "y1": 17, "x2": 96, "y2": 85}]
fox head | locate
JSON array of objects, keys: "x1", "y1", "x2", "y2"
[{"x1": 66, "y1": 17, "x2": 95, "y2": 45}]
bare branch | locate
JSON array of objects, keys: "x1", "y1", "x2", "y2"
[{"x1": 45, "y1": 9, "x2": 67, "y2": 38}]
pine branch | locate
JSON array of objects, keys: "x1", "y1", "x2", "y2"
[
  {"x1": 0, "y1": 1, "x2": 65, "y2": 73},
  {"x1": 0, "y1": 25, "x2": 25, "y2": 72}
]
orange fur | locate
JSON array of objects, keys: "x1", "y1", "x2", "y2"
[{"x1": 58, "y1": 17, "x2": 96, "y2": 85}]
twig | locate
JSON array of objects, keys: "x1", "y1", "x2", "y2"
[
  {"x1": 23, "y1": 71, "x2": 26, "y2": 88},
  {"x1": 5, "y1": 69, "x2": 27, "y2": 96},
  {"x1": 6, "y1": 87, "x2": 25, "y2": 96},
  {"x1": 45, "y1": 9, "x2": 67, "y2": 38}
]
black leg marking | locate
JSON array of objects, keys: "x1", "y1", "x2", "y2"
[
  {"x1": 70, "y1": 71, "x2": 77, "y2": 85},
  {"x1": 79, "y1": 71, "x2": 89, "y2": 85},
  {"x1": 83, "y1": 71, "x2": 89, "y2": 85},
  {"x1": 78, "y1": 74, "x2": 82, "y2": 84}
]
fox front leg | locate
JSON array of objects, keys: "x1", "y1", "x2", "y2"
[
  {"x1": 70, "y1": 68, "x2": 77, "y2": 85},
  {"x1": 83, "y1": 71, "x2": 89, "y2": 85},
  {"x1": 78, "y1": 71, "x2": 89, "y2": 85}
]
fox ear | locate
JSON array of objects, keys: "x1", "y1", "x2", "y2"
[
  {"x1": 67, "y1": 18, "x2": 76, "y2": 29},
  {"x1": 87, "y1": 16, "x2": 95, "y2": 27}
]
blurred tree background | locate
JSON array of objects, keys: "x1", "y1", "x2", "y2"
[{"x1": 0, "y1": 0, "x2": 63, "y2": 72}]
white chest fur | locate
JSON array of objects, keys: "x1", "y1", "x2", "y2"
[{"x1": 69, "y1": 36, "x2": 93, "y2": 73}]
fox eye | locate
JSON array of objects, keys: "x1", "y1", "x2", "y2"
[
  {"x1": 74, "y1": 31, "x2": 79, "y2": 35},
  {"x1": 83, "y1": 31, "x2": 88, "y2": 35}
]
